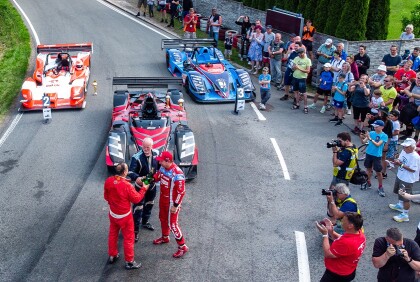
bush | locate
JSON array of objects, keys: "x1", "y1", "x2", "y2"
[
  {"x1": 366, "y1": 0, "x2": 390, "y2": 40},
  {"x1": 401, "y1": 3, "x2": 420, "y2": 38},
  {"x1": 335, "y1": 0, "x2": 369, "y2": 40},
  {"x1": 283, "y1": 0, "x2": 299, "y2": 12},
  {"x1": 313, "y1": 0, "x2": 330, "y2": 33},
  {"x1": 304, "y1": 0, "x2": 318, "y2": 24},
  {"x1": 323, "y1": 0, "x2": 343, "y2": 36}
]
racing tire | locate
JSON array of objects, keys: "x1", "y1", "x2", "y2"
[
  {"x1": 184, "y1": 79, "x2": 191, "y2": 95},
  {"x1": 357, "y1": 143, "x2": 367, "y2": 162},
  {"x1": 166, "y1": 52, "x2": 170, "y2": 69}
]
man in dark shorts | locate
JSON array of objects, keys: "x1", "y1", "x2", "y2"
[{"x1": 136, "y1": 0, "x2": 148, "y2": 17}]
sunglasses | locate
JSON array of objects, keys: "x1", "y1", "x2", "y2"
[{"x1": 384, "y1": 80, "x2": 391, "y2": 82}]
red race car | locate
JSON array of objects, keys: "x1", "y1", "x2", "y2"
[
  {"x1": 105, "y1": 77, "x2": 198, "y2": 180},
  {"x1": 20, "y1": 43, "x2": 93, "y2": 110}
]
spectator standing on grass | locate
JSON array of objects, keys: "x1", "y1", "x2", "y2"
[
  {"x1": 401, "y1": 24, "x2": 415, "y2": 40},
  {"x1": 381, "y1": 45, "x2": 402, "y2": 76},
  {"x1": 268, "y1": 33, "x2": 284, "y2": 88},
  {"x1": 354, "y1": 45, "x2": 370, "y2": 76},
  {"x1": 389, "y1": 138, "x2": 420, "y2": 223},
  {"x1": 248, "y1": 27, "x2": 264, "y2": 75},
  {"x1": 224, "y1": 32, "x2": 233, "y2": 60},
  {"x1": 158, "y1": 0, "x2": 168, "y2": 23},
  {"x1": 146, "y1": 0, "x2": 154, "y2": 17},
  {"x1": 302, "y1": 20, "x2": 315, "y2": 61},
  {"x1": 166, "y1": 0, "x2": 180, "y2": 28},
  {"x1": 207, "y1": 8, "x2": 222, "y2": 43},
  {"x1": 262, "y1": 25, "x2": 275, "y2": 69},
  {"x1": 136, "y1": 0, "x2": 148, "y2": 17},
  {"x1": 316, "y1": 39, "x2": 336, "y2": 85},
  {"x1": 183, "y1": 8, "x2": 197, "y2": 39},
  {"x1": 254, "y1": 19, "x2": 265, "y2": 33},
  {"x1": 235, "y1": 15, "x2": 252, "y2": 61},
  {"x1": 258, "y1": 67, "x2": 271, "y2": 110},
  {"x1": 181, "y1": 0, "x2": 193, "y2": 20},
  {"x1": 246, "y1": 23, "x2": 256, "y2": 64}
]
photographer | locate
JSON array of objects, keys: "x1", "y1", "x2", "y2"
[
  {"x1": 315, "y1": 212, "x2": 366, "y2": 282},
  {"x1": 326, "y1": 183, "x2": 360, "y2": 234},
  {"x1": 330, "y1": 132, "x2": 357, "y2": 189},
  {"x1": 372, "y1": 227, "x2": 420, "y2": 282}
]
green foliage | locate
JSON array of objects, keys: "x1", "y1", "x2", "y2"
[
  {"x1": 304, "y1": 0, "x2": 318, "y2": 22},
  {"x1": 0, "y1": 1, "x2": 31, "y2": 116},
  {"x1": 401, "y1": 3, "x2": 420, "y2": 38},
  {"x1": 283, "y1": 0, "x2": 299, "y2": 12},
  {"x1": 323, "y1": 0, "x2": 343, "y2": 35},
  {"x1": 297, "y1": 0, "x2": 309, "y2": 15},
  {"x1": 266, "y1": 0, "x2": 276, "y2": 10},
  {"x1": 313, "y1": 0, "x2": 330, "y2": 32},
  {"x1": 274, "y1": 0, "x2": 286, "y2": 9},
  {"x1": 336, "y1": 0, "x2": 369, "y2": 40},
  {"x1": 257, "y1": 0, "x2": 266, "y2": 10},
  {"x1": 366, "y1": 0, "x2": 390, "y2": 40},
  {"x1": 251, "y1": 0, "x2": 258, "y2": 9},
  {"x1": 242, "y1": 0, "x2": 252, "y2": 7}
]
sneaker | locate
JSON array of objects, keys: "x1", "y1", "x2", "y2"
[
  {"x1": 136, "y1": 12, "x2": 140, "y2": 17},
  {"x1": 393, "y1": 213, "x2": 409, "y2": 222},
  {"x1": 320, "y1": 106, "x2": 326, "y2": 113},
  {"x1": 389, "y1": 203, "x2": 404, "y2": 212},
  {"x1": 134, "y1": 232, "x2": 139, "y2": 243},
  {"x1": 108, "y1": 254, "x2": 119, "y2": 264},
  {"x1": 361, "y1": 181, "x2": 371, "y2": 190},
  {"x1": 259, "y1": 104, "x2": 266, "y2": 110},
  {"x1": 142, "y1": 222, "x2": 155, "y2": 231},
  {"x1": 278, "y1": 86, "x2": 285, "y2": 91},
  {"x1": 378, "y1": 187, "x2": 386, "y2": 197},
  {"x1": 143, "y1": 12, "x2": 146, "y2": 16},
  {"x1": 329, "y1": 117, "x2": 339, "y2": 122},
  {"x1": 304, "y1": 107, "x2": 308, "y2": 114},
  {"x1": 351, "y1": 127, "x2": 361, "y2": 135},
  {"x1": 153, "y1": 236, "x2": 170, "y2": 245},
  {"x1": 347, "y1": 109, "x2": 352, "y2": 115},
  {"x1": 280, "y1": 95, "x2": 289, "y2": 101},
  {"x1": 308, "y1": 103, "x2": 316, "y2": 109},
  {"x1": 173, "y1": 245, "x2": 189, "y2": 258},
  {"x1": 334, "y1": 120, "x2": 343, "y2": 126},
  {"x1": 375, "y1": 173, "x2": 387, "y2": 179},
  {"x1": 252, "y1": 70, "x2": 258, "y2": 75},
  {"x1": 125, "y1": 261, "x2": 141, "y2": 270}
]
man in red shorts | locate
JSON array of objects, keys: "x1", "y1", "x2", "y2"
[
  {"x1": 104, "y1": 162, "x2": 150, "y2": 270},
  {"x1": 316, "y1": 212, "x2": 366, "y2": 281},
  {"x1": 153, "y1": 151, "x2": 189, "y2": 258}
]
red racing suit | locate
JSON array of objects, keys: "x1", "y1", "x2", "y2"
[
  {"x1": 154, "y1": 163, "x2": 186, "y2": 245},
  {"x1": 104, "y1": 175, "x2": 147, "y2": 262}
]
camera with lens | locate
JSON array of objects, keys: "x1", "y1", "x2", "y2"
[
  {"x1": 394, "y1": 245, "x2": 405, "y2": 258},
  {"x1": 326, "y1": 139, "x2": 341, "y2": 148},
  {"x1": 321, "y1": 189, "x2": 337, "y2": 196}
]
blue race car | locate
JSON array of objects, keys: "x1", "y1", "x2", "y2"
[{"x1": 162, "y1": 39, "x2": 255, "y2": 103}]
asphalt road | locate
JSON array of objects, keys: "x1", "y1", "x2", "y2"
[{"x1": 1, "y1": 0, "x2": 420, "y2": 281}]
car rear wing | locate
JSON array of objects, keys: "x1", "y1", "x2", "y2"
[
  {"x1": 112, "y1": 77, "x2": 183, "y2": 88},
  {"x1": 161, "y1": 39, "x2": 217, "y2": 50},
  {"x1": 37, "y1": 43, "x2": 93, "y2": 54}
]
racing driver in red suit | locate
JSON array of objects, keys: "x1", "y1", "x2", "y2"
[
  {"x1": 153, "y1": 151, "x2": 189, "y2": 258},
  {"x1": 104, "y1": 162, "x2": 150, "y2": 270}
]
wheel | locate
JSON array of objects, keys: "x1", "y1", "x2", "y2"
[
  {"x1": 166, "y1": 52, "x2": 170, "y2": 68},
  {"x1": 357, "y1": 144, "x2": 368, "y2": 162},
  {"x1": 184, "y1": 79, "x2": 191, "y2": 95}
]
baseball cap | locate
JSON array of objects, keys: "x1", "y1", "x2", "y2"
[
  {"x1": 323, "y1": 62, "x2": 332, "y2": 68},
  {"x1": 338, "y1": 73, "x2": 346, "y2": 78},
  {"x1": 262, "y1": 67, "x2": 269, "y2": 72},
  {"x1": 156, "y1": 151, "x2": 173, "y2": 162},
  {"x1": 379, "y1": 106, "x2": 389, "y2": 114},
  {"x1": 325, "y1": 38, "x2": 333, "y2": 45},
  {"x1": 266, "y1": 25, "x2": 272, "y2": 29},
  {"x1": 390, "y1": 110, "x2": 400, "y2": 117},
  {"x1": 401, "y1": 138, "x2": 416, "y2": 147},
  {"x1": 297, "y1": 47, "x2": 305, "y2": 53},
  {"x1": 290, "y1": 33, "x2": 296, "y2": 37},
  {"x1": 372, "y1": 120, "x2": 385, "y2": 127},
  {"x1": 377, "y1": 65, "x2": 387, "y2": 72}
]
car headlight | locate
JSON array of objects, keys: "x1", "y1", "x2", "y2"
[{"x1": 190, "y1": 75, "x2": 206, "y2": 93}]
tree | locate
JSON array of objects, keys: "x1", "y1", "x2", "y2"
[
  {"x1": 258, "y1": 0, "x2": 266, "y2": 10},
  {"x1": 401, "y1": 3, "x2": 420, "y2": 38},
  {"x1": 313, "y1": 0, "x2": 330, "y2": 33},
  {"x1": 323, "y1": 0, "x2": 343, "y2": 36},
  {"x1": 251, "y1": 0, "x2": 258, "y2": 9},
  {"x1": 297, "y1": 0, "x2": 309, "y2": 15},
  {"x1": 304, "y1": 0, "x2": 318, "y2": 23},
  {"x1": 335, "y1": 0, "x2": 369, "y2": 40},
  {"x1": 283, "y1": 0, "x2": 299, "y2": 12},
  {"x1": 243, "y1": 0, "x2": 252, "y2": 7},
  {"x1": 274, "y1": 0, "x2": 286, "y2": 9},
  {"x1": 365, "y1": 0, "x2": 390, "y2": 40},
  {"x1": 266, "y1": 0, "x2": 276, "y2": 10}
]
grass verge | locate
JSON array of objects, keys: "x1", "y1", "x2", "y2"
[
  {"x1": 387, "y1": 0, "x2": 417, "y2": 39},
  {"x1": 0, "y1": 0, "x2": 31, "y2": 118}
]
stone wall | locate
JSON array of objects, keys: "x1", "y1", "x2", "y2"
[{"x1": 194, "y1": 0, "x2": 420, "y2": 80}]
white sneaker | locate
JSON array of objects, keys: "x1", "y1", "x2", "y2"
[
  {"x1": 308, "y1": 103, "x2": 316, "y2": 109},
  {"x1": 259, "y1": 104, "x2": 266, "y2": 110},
  {"x1": 393, "y1": 213, "x2": 409, "y2": 222},
  {"x1": 247, "y1": 61, "x2": 251, "y2": 65},
  {"x1": 320, "y1": 106, "x2": 326, "y2": 114},
  {"x1": 389, "y1": 203, "x2": 404, "y2": 212},
  {"x1": 347, "y1": 109, "x2": 352, "y2": 115}
]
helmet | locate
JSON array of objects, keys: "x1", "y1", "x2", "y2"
[{"x1": 75, "y1": 60, "x2": 83, "y2": 71}]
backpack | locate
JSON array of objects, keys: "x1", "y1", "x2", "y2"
[{"x1": 349, "y1": 149, "x2": 368, "y2": 187}]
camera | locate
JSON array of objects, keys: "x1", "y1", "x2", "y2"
[
  {"x1": 394, "y1": 245, "x2": 405, "y2": 258},
  {"x1": 326, "y1": 139, "x2": 341, "y2": 148},
  {"x1": 322, "y1": 189, "x2": 337, "y2": 196}
]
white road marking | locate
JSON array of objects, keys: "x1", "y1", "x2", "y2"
[
  {"x1": 12, "y1": 0, "x2": 40, "y2": 45},
  {"x1": 295, "y1": 231, "x2": 311, "y2": 282},
  {"x1": 270, "y1": 138, "x2": 290, "y2": 180},
  {"x1": 0, "y1": 0, "x2": 42, "y2": 149},
  {"x1": 0, "y1": 113, "x2": 23, "y2": 149},
  {"x1": 97, "y1": 0, "x2": 171, "y2": 39},
  {"x1": 250, "y1": 102, "x2": 266, "y2": 121}
]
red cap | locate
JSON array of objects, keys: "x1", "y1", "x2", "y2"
[{"x1": 156, "y1": 151, "x2": 173, "y2": 162}]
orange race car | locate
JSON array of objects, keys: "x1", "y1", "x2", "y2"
[{"x1": 20, "y1": 43, "x2": 93, "y2": 110}]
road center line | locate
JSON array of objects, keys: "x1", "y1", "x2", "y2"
[
  {"x1": 270, "y1": 138, "x2": 290, "y2": 180},
  {"x1": 250, "y1": 102, "x2": 266, "y2": 121},
  {"x1": 295, "y1": 231, "x2": 311, "y2": 282},
  {"x1": 98, "y1": 0, "x2": 171, "y2": 39}
]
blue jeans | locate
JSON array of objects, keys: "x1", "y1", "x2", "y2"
[
  {"x1": 270, "y1": 59, "x2": 282, "y2": 85},
  {"x1": 260, "y1": 88, "x2": 271, "y2": 105}
]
